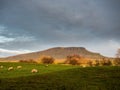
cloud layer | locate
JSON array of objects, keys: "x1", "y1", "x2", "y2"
[
  {"x1": 0, "y1": 0, "x2": 120, "y2": 57},
  {"x1": 0, "y1": 48, "x2": 31, "y2": 57}
]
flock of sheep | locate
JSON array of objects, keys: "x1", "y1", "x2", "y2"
[{"x1": 0, "y1": 65, "x2": 49, "y2": 73}]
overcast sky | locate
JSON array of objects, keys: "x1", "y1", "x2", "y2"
[{"x1": 0, "y1": 0, "x2": 120, "y2": 57}]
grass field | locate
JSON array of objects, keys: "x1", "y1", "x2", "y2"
[{"x1": 0, "y1": 62, "x2": 120, "y2": 90}]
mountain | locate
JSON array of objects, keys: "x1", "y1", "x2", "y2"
[{"x1": 3, "y1": 47, "x2": 105, "y2": 60}]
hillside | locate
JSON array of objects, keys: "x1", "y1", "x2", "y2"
[{"x1": 4, "y1": 47, "x2": 105, "y2": 60}]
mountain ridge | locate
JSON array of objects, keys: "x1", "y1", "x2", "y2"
[{"x1": 3, "y1": 47, "x2": 106, "y2": 60}]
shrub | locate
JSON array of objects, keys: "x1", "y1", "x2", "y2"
[
  {"x1": 99, "y1": 58, "x2": 112, "y2": 66},
  {"x1": 68, "y1": 58, "x2": 79, "y2": 65},
  {"x1": 19, "y1": 59, "x2": 37, "y2": 63},
  {"x1": 92, "y1": 60, "x2": 99, "y2": 66},
  {"x1": 87, "y1": 60, "x2": 93, "y2": 66},
  {"x1": 65, "y1": 55, "x2": 81, "y2": 65},
  {"x1": 113, "y1": 58, "x2": 120, "y2": 66},
  {"x1": 41, "y1": 56, "x2": 55, "y2": 64},
  {"x1": 19, "y1": 60, "x2": 27, "y2": 63}
]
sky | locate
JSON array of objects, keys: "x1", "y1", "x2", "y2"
[{"x1": 0, "y1": 0, "x2": 120, "y2": 57}]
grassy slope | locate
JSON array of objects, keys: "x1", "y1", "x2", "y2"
[{"x1": 0, "y1": 63, "x2": 120, "y2": 90}]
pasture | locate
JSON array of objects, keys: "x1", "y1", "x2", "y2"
[
  {"x1": 0, "y1": 62, "x2": 120, "y2": 90},
  {"x1": 0, "y1": 62, "x2": 78, "y2": 78}
]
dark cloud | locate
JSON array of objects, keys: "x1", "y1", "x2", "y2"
[{"x1": 0, "y1": 0, "x2": 120, "y2": 57}]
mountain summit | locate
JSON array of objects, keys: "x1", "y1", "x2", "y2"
[{"x1": 4, "y1": 47, "x2": 105, "y2": 60}]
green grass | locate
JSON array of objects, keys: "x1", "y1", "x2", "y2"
[
  {"x1": 0, "y1": 62, "x2": 79, "y2": 78},
  {"x1": 0, "y1": 62, "x2": 120, "y2": 90}
]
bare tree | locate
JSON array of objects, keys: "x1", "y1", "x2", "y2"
[
  {"x1": 116, "y1": 49, "x2": 120, "y2": 58},
  {"x1": 114, "y1": 49, "x2": 120, "y2": 66}
]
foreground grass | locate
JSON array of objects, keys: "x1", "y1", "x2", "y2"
[
  {"x1": 0, "y1": 62, "x2": 120, "y2": 90},
  {"x1": 0, "y1": 62, "x2": 79, "y2": 78}
]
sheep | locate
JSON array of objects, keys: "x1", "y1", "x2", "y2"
[
  {"x1": 45, "y1": 65, "x2": 48, "y2": 67},
  {"x1": 81, "y1": 65, "x2": 87, "y2": 68},
  {"x1": 0, "y1": 65, "x2": 3, "y2": 69},
  {"x1": 31, "y1": 69, "x2": 38, "y2": 73},
  {"x1": 17, "y1": 66, "x2": 22, "y2": 69},
  {"x1": 8, "y1": 67, "x2": 14, "y2": 71}
]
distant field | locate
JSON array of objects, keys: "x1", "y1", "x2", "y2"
[{"x1": 0, "y1": 62, "x2": 120, "y2": 90}]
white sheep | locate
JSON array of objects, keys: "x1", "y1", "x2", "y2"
[
  {"x1": 31, "y1": 69, "x2": 38, "y2": 73},
  {"x1": 45, "y1": 65, "x2": 48, "y2": 67},
  {"x1": 81, "y1": 65, "x2": 87, "y2": 68},
  {"x1": 0, "y1": 65, "x2": 3, "y2": 69},
  {"x1": 8, "y1": 67, "x2": 14, "y2": 71},
  {"x1": 17, "y1": 66, "x2": 22, "y2": 69}
]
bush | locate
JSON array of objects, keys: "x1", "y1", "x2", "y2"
[
  {"x1": 65, "y1": 55, "x2": 81, "y2": 65},
  {"x1": 99, "y1": 58, "x2": 112, "y2": 66},
  {"x1": 19, "y1": 59, "x2": 37, "y2": 63},
  {"x1": 87, "y1": 60, "x2": 93, "y2": 66},
  {"x1": 68, "y1": 58, "x2": 79, "y2": 65},
  {"x1": 41, "y1": 56, "x2": 55, "y2": 64},
  {"x1": 91, "y1": 60, "x2": 99, "y2": 66},
  {"x1": 113, "y1": 58, "x2": 120, "y2": 66}
]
